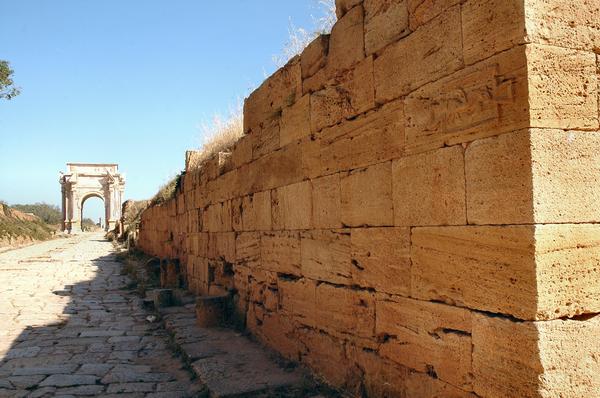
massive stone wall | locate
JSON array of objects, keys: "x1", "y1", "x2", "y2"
[{"x1": 138, "y1": 0, "x2": 600, "y2": 396}]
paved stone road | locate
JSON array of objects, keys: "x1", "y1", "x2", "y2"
[{"x1": 0, "y1": 233, "x2": 204, "y2": 397}]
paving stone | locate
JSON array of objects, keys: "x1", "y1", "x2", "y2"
[{"x1": 106, "y1": 382, "x2": 156, "y2": 393}]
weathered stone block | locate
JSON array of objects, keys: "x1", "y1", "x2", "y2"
[
  {"x1": 204, "y1": 201, "x2": 232, "y2": 232},
  {"x1": 340, "y1": 162, "x2": 393, "y2": 227},
  {"x1": 311, "y1": 56, "x2": 375, "y2": 133},
  {"x1": 207, "y1": 232, "x2": 236, "y2": 263},
  {"x1": 301, "y1": 229, "x2": 352, "y2": 285},
  {"x1": 404, "y1": 45, "x2": 529, "y2": 154},
  {"x1": 407, "y1": 0, "x2": 463, "y2": 31},
  {"x1": 231, "y1": 134, "x2": 253, "y2": 168},
  {"x1": 300, "y1": 35, "x2": 329, "y2": 79},
  {"x1": 251, "y1": 117, "x2": 280, "y2": 160},
  {"x1": 376, "y1": 296, "x2": 472, "y2": 389},
  {"x1": 271, "y1": 181, "x2": 312, "y2": 230},
  {"x1": 311, "y1": 173, "x2": 342, "y2": 229},
  {"x1": 298, "y1": 329, "x2": 350, "y2": 388},
  {"x1": 393, "y1": 146, "x2": 466, "y2": 226},
  {"x1": 525, "y1": 0, "x2": 600, "y2": 52},
  {"x1": 412, "y1": 224, "x2": 600, "y2": 320},
  {"x1": 466, "y1": 130, "x2": 600, "y2": 224},
  {"x1": 300, "y1": 135, "x2": 322, "y2": 179},
  {"x1": 364, "y1": 0, "x2": 410, "y2": 55},
  {"x1": 315, "y1": 283, "x2": 375, "y2": 339},
  {"x1": 244, "y1": 60, "x2": 301, "y2": 134},
  {"x1": 412, "y1": 226, "x2": 537, "y2": 319},
  {"x1": 235, "y1": 232, "x2": 260, "y2": 268},
  {"x1": 462, "y1": 0, "x2": 526, "y2": 65},
  {"x1": 471, "y1": 313, "x2": 600, "y2": 397},
  {"x1": 351, "y1": 227, "x2": 410, "y2": 295},
  {"x1": 261, "y1": 231, "x2": 302, "y2": 276},
  {"x1": 465, "y1": 130, "x2": 532, "y2": 225},
  {"x1": 335, "y1": 0, "x2": 363, "y2": 19},
  {"x1": 320, "y1": 99, "x2": 404, "y2": 174},
  {"x1": 527, "y1": 44, "x2": 598, "y2": 130},
  {"x1": 374, "y1": 5, "x2": 463, "y2": 103},
  {"x1": 241, "y1": 191, "x2": 272, "y2": 231},
  {"x1": 278, "y1": 278, "x2": 316, "y2": 322},
  {"x1": 328, "y1": 4, "x2": 365, "y2": 73},
  {"x1": 280, "y1": 94, "x2": 311, "y2": 147}
]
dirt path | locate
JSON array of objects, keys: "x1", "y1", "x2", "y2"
[{"x1": 0, "y1": 233, "x2": 204, "y2": 397}]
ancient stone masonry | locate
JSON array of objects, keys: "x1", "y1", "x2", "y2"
[
  {"x1": 137, "y1": 0, "x2": 600, "y2": 396},
  {"x1": 59, "y1": 163, "x2": 125, "y2": 233}
]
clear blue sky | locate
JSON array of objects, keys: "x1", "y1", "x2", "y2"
[{"x1": 0, "y1": 1, "x2": 324, "y2": 222}]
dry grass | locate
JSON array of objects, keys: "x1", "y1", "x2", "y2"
[
  {"x1": 189, "y1": 102, "x2": 243, "y2": 170},
  {"x1": 150, "y1": 173, "x2": 183, "y2": 206},
  {"x1": 273, "y1": 0, "x2": 336, "y2": 67}
]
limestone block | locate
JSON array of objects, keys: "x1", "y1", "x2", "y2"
[
  {"x1": 300, "y1": 35, "x2": 329, "y2": 79},
  {"x1": 231, "y1": 197, "x2": 243, "y2": 231},
  {"x1": 231, "y1": 134, "x2": 253, "y2": 168},
  {"x1": 196, "y1": 233, "x2": 209, "y2": 257},
  {"x1": 404, "y1": 45, "x2": 529, "y2": 154},
  {"x1": 471, "y1": 314, "x2": 540, "y2": 397},
  {"x1": 328, "y1": 4, "x2": 365, "y2": 74},
  {"x1": 251, "y1": 117, "x2": 280, "y2": 160},
  {"x1": 280, "y1": 94, "x2": 311, "y2": 147},
  {"x1": 407, "y1": 0, "x2": 464, "y2": 31},
  {"x1": 235, "y1": 232, "x2": 260, "y2": 269},
  {"x1": 462, "y1": 0, "x2": 526, "y2": 65},
  {"x1": 352, "y1": 348, "x2": 476, "y2": 398},
  {"x1": 393, "y1": 146, "x2": 466, "y2": 226},
  {"x1": 261, "y1": 231, "x2": 302, "y2": 276},
  {"x1": 465, "y1": 130, "x2": 532, "y2": 225},
  {"x1": 411, "y1": 226, "x2": 537, "y2": 319},
  {"x1": 302, "y1": 66, "x2": 328, "y2": 95},
  {"x1": 311, "y1": 56, "x2": 375, "y2": 133},
  {"x1": 301, "y1": 229, "x2": 352, "y2": 285},
  {"x1": 335, "y1": 0, "x2": 363, "y2": 19},
  {"x1": 300, "y1": 135, "x2": 322, "y2": 180},
  {"x1": 244, "y1": 60, "x2": 301, "y2": 134},
  {"x1": 376, "y1": 296, "x2": 473, "y2": 389},
  {"x1": 241, "y1": 191, "x2": 272, "y2": 231},
  {"x1": 527, "y1": 44, "x2": 598, "y2": 130},
  {"x1": 278, "y1": 278, "x2": 317, "y2": 323},
  {"x1": 471, "y1": 313, "x2": 600, "y2": 397},
  {"x1": 320, "y1": 99, "x2": 404, "y2": 174},
  {"x1": 466, "y1": 130, "x2": 600, "y2": 224},
  {"x1": 204, "y1": 202, "x2": 232, "y2": 233},
  {"x1": 340, "y1": 162, "x2": 393, "y2": 227},
  {"x1": 374, "y1": 5, "x2": 463, "y2": 103},
  {"x1": 364, "y1": 0, "x2": 410, "y2": 55},
  {"x1": 256, "y1": 312, "x2": 304, "y2": 360},
  {"x1": 350, "y1": 227, "x2": 410, "y2": 295},
  {"x1": 525, "y1": 0, "x2": 600, "y2": 52},
  {"x1": 271, "y1": 180, "x2": 312, "y2": 230},
  {"x1": 315, "y1": 283, "x2": 375, "y2": 339},
  {"x1": 311, "y1": 173, "x2": 342, "y2": 229},
  {"x1": 533, "y1": 224, "x2": 600, "y2": 320},
  {"x1": 237, "y1": 142, "x2": 303, "y2": 195},
  {"x1": 412, "y1": 224, "x2": 600, "y2": 320},
  {"x1": 207, "y1": 232, "x2": 235, "y2": 263},
  {"x1": 298, "y1": 328, "x2": 350, "y2": 388}
]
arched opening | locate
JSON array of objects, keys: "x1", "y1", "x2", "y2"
[{"x1": 81, "y1": 194, "x2": 104, "y2": 232}]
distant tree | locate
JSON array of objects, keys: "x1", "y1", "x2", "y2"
[
  {"x1": 12, "y1": 203, "x2": 62, "y2": 224},
  {"x1": 0, "y1": 60, "x2": 20, "y2": 100}
]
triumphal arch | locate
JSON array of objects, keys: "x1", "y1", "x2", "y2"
[{"x1": 59, "y1": 163, "x2": 125, "y2": 233}]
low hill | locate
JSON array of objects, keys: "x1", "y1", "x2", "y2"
[{"x1": 0, "y1": 202, "x2": 58, "y2": 249}]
